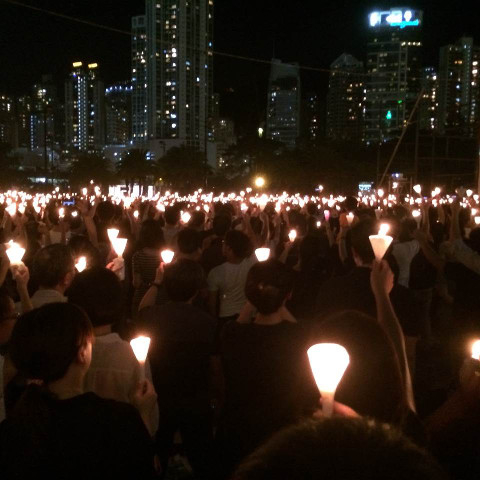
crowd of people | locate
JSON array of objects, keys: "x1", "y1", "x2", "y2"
[{"x1": 0, "y1": 188, "x2": 479, "y2": 479}]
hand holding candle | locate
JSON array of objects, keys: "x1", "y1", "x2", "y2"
[
  {"x1": 307, "y1": 343, "x2": 350, "y2": 417},
  {"x1": 130, "y1": 336, "x2": 151, "y2": 381},
  {"x1": 5, "y1": 241, "x2": 26, "y2": 273},
  {"x1": 369, "y1": 223, "x2": 393, "y2": 261},
  {"x1": 111, "y1": 237, "x2": 128, "y2": 280}
]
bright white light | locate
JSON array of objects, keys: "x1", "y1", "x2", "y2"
[
  {"x1": 111, "y1": 238, "x2": 127, "y2": 258},
  {"x1": 288, "y1": 229, "x2": 297, "y2": 242},
  {"x1": 346, "y1": 212, "x2": 355, "y2": 226},
  {"x1": 379, "y1": 223, "x2": 390, "y2": 236},
  {"x1": 475, "y1": 216, "x2": 480, "y2": 226},
  {"x1": 181, "y1": 211, "x2": 191, "y2": 224},
  {"x1": 161, "y1": 249, "x2": 175, "y2": 264},
  {"x1": 307, "y1": 343, "x2": 350, "y2": 417},
  {"x1": 255, "y1": 248, "x2": 271, "y2": 262},
  {"x1": 404, "y1": 10, "x2": 412, "y2": 22},
  {"x1": 75, "y1": 256, "x2": 87, "y2": 273},
  {"x1": 255, "y1": 177, "x2": 265, "y2": 188},
  {"x1": 472, "y1": 340, "x2": 480, "y2": 360},
  {"x1": 5, "y1": 241, "x2": 25, "y2": 265},
  {"x1": 369, "y1": 11, "x2": 380, "y2": 26},
  {"x1": 107, "y1": 228, "x2": 119, "y2": 242},
  {"x1": 413, "y1": 184, "x2": 422, "y2": 194}
]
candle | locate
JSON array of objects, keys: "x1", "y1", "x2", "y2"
[
  {"x1": 346, "y1": 212, "x2": 355, "y2": 226},
  {"x1": 288, "y1": 229, "x2": 297, "y2": 242},
  {"x1": 59, "y1": 208, "x2": 65, "y2": 219},
  {"x1": 255, "y1": 248, "x2": 271, "y2": 262},
  {"x1": 5, "y1": 241, "x2": 25, "y2": 271},
  {"x1": 240, "y1": 203, "x2": 248, "y2": 212},
  {"x1": 467, "y1": 189, "x2": 473, "y2": 198},
  {"x1": 181, "y1": 211, "x2": 191, "y2": 224},
  {"x1": 75, "y1": 256, "x2": 87, "y2": 273},
  {"x1": 412, "y1": 210, "x2": 421, "y2": 226},
  {"x1": 161, "y1": 249, "x2": 175, "y2": 264},
  {"x1": 413, "y1": 184, "x2": 422, "y2": 195},
  {"x1": 472, "y1": 340, "x2": 480, "y2": 361},
  {"x1": 130, "y1": 336, "x2": 151, "y2": 380},
  {"x1": 377, "y1": 189, "x2": 384, "y2": 198},
  {"x1": 71, "y1": 211, "x2": 78, "y2": 218},
  {"x1": 111, "y1": 237, "x2": 128, "y2": 281},
  {"x1": 316, "y1": 221, "x2": 321, "y2": 228},
  {"x1": 369, "y1": 224, "x2": 393, "y2": 261},
  {"x1": 475, "y1": 217, "x2": 480, "y2": 226},
  {"x1": 324, "y1": 210, "x2": 330, "y2": 222},
  {"x1": 107, "y1": 228, "x2": 119, "y2": 242},
  {"x1": 307, "y1": 343, "x2": 350, "y2": 417}
]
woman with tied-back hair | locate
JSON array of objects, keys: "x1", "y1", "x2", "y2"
[{"x1": 0, "y1": 303, "x2": 157, "y2": 479}]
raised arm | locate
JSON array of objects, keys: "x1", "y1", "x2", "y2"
[{"x1": 370, "y1": 260, "x2": 415, "y2": 412}]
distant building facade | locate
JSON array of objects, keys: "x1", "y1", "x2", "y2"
[
  {"x1": 266, "y1": 59, "x2": 301, "y2": 149},
  {"x1": 105, "y1": 82, "x2": 132, "y2": 146},
  {"x1": 326, "y1": 53, "x2": 365, "y2": 142},
  {"x1": 437, "y1": 37, "x2": 480, "y2": 137},
  {"x1": 419, "y1": 67, "x2": 438, "y2": 131},
  {"x1": 365, "y1": 8, "x2": 423, "y2": 143},
  {"x1": 65, "y1": 62, "x2": 105, "y2": 151}
]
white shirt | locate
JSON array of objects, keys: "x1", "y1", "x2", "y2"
[
  {"x1": 31, "y1": 289, "x2": 67, "y2": 309},
  {"x1": 207, "y1": 255, "x2": 257, "y2": 317},
  {"x1": 85, "y1": 332, "x2": 158, "y2": 433},
  {"x1": 392, "y1": 240, "x2": 420, "y2": 288}
]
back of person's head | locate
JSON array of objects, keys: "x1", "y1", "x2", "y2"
[
  {"x1": 250, "y1": 216, "x2": 263, "y2": 236},
  {"x1": 138, "y1": 219, "x2": 164, "y2": 249},
  {"x1": 165, "y1": 206, "x2": 180, "y2": 226},
  {"x1": 398, "y1": 218, "x2": 417, "y2": 242},
  {"x1": 349, "y1": 219, "x2": 376, "y2": 265},
  {"x1": 189, "y1": 210, "x2": 205, "y2": 230},
  {"x1": 32, "y1": 244, "x2": 75, "y2": 288},
  {"x1": 299, "y1": 234, "x2": 329, "y2": 273},
  {"x1": 164, "y1": 259, "x2": 205, "y2": 302},
  {"x1": 9, "y1": 303, "x2": 93, "y2": 385},
  {"x1": 177, "y1": 228, "x2": 202, "y2": 255},
  {"x1": 245, "y1": 260, "x2": 294, "y2": 315},
  {"x1": 95, "y1": 200, "x2": 116, "y2": 223},
  {"x1": 232, "y1": 417, "x2": 446, "y2": 480},
  {"x1": 312, "y1": 311, "x2": 406, "y2": 423},
  {"x1": 67, "y1": 267, "x2": 122, "y2": 327},
  {"x1": 224, "y1": 230, "x2": 253, "y2": 260},
  {"x1": 213, "y1": 215, "x2": 232, "y2": 237}
]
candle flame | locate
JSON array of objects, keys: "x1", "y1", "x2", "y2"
[
  {"x1": 255, "y1": 248, "x2": 271, "y2": 262},
  {"x1": 130, "y1": 336, "x2": 151, "y2": 363},
  {"x1": 472, "y1": 340, "x2": 480, "y2": 361},
  {"x1": 161, "y1": 249, "x2": 175, "y2": 264},
  {"x1": 379, "y1": 223, "x2": 390, "y2": 236}
]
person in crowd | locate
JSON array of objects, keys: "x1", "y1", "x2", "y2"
[
  {"x1": 163, "y1": 206, "x2": 181, "y2": 247},
  {"x1": 219, "y1": 260, "x2": 317, "y2": 476},
  {"x1": 68, "y1": 267, "x2": 158, "y2": 435},
  {"x1": 0, "y1": 302, "x2": 157, "y2": 478},
  {"x1": 177, "y1": 227, "x2": 203, "y2": 262},
  {"x1": 30, "y1": 244, "x2": 75, "y2": 308},
  {"x1": 207, "y1": 230, "x2": 255, "y2": 341},
  {"x1": 201, "y1": 215, "x2": 231, "y2": 275},
  {"x1": 132, "y1": 220, "x2": 164, "y2": 316},
  {"x1": 138, "y1": 259, "x2": 216, "y2": 479},
  {"x1": 231, "y1": 417, "x2": 447, "y2": 480}
]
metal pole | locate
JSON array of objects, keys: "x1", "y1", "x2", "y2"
[
  {"x1": 414, "y1": 114, "x2": 420, "y2": 183},
  {"x1": 379, "y1": 89, "x2": 425, "y2": 187}
]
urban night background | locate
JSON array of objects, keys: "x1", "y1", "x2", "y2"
[{"x1": 1, "y1": 0, "x2": 480, "y2": 192}]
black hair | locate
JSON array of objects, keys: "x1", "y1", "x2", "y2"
[
  {"x1": 213, "y1": 215, "x2": 232, "y2": 237},
  {"x1": 164, "y1": 259, "x2": 205, "y2": 302},
  {"x1": 177, "y1": 228, "x2": 202, "y2": 255},
  {"x1": 349, "y1": 219, "x2": 376, "y2": 264},
  {"x1": 189, "y1": 210, "x2": 205, "y2": 229},
  {"x1": 245, "y1": 260, "x2": 294, "y2": 315},
  {"x1": 165, "y1": 206, "x2": 180, "y2": 226},
  {"x1": 5, "y1": 303, "x2": 93, "y2": 467},
  {"x1": 67, "y1": 267, "x2": 123, "y2": 327},
  {"x1": 138, "y1": 219, "x2": 165, "y2": 249},
  {"x1": 32, "y1": 244, "x2": 75, "y2": 288},
  {"x1": 224, "y1": 230, "x2": 253, "y2": 260},
  {"x1": 232, "y1": 417, "x2": 446, "y2": 480}
]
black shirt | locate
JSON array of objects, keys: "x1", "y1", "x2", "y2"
[
  {"x1": 220, "y1": 320, "x2": 317, "y2": 459},
  {"x1": 139, "y1": 302, "x2": 216, "y2": 408},
  {"x1": 0, "y1": 392, "x2": 154, "y2": 479}
]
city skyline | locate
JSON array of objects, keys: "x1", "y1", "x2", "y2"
[{"x1": 2, "y1": 0, "x2": 480, "y2": 137}]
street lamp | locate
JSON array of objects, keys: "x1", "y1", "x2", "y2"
[{"x1": 255, "y1": 176, "x2": 265, "y2": 188}]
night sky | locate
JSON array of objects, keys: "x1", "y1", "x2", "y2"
[{"x1": 1, "y1": 0, "x2": 480, "y2": 136}]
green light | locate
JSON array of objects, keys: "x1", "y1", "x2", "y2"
[
  {"x1": 398, "y1": 100, "x2": 403, "y2": 104},
  {"x1": 386, "y1": 110, "x2": 392, "y2": 120}
]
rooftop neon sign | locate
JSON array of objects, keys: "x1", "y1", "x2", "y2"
[{"x1": 369, "y1": 9, "x2": 422, "y2": 29}]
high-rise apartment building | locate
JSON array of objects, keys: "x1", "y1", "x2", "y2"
[
  {"x1": 30, "y1": 75, "x2": 62, "y2": 150},
  {"x1": 145, "y1": 0, "x2": 214, "y2": 150},
  {"x1": 419, "y1": 67, "x2": 438, "y2": 131},
  {"x1": 105, "y1": 82, "x2": 132, "y2": 145},
  {"x1": 0, "y1": 95, "x2": 15, "y2": 146},
  {"x1": 365, "y1": 8, "x2": 423, "y2": 143},
  {"x1": 326, "y1": 53, "x2": 365, "y2": 143},
  {"x1": 266, "y1": 59, "x2": 301, "y2": 149},
  {"x1": 131, "y1": 15, "x2": 148, "y2": 145},
  {"x1": 65, "y1": 62, "x2": 105, "y2": 151},
  {"x1": 437, "y1": 37, "x2": 480, "y2": 137}
]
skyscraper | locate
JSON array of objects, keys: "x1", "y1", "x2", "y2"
[
  {"x1": 365, "y1": 8, "x2": 423, "y2": 144},
  {"x1": 419, "y1": 67, "x2": 438, "y2": 131},
  {"x1": 326, "y1": 53, "x2": 365, "y2": 143},
  {"x1": 0, "y1": 95, "x2": 15, "y2": 146},
  {"x1": 65, "y1": 62, "x2": 105, "y2": 151},
  {"x1": 105, "y1": 82, "x2": 132, "y2": 146},
  {"x1": 145, "y1": 0, "x2": 214, "y2": 151},
  {"x1": 437, "y1": 37, "x2": 480, "y2": 137},
  {"x1": 131, "y1": 15, "x2": 148, "y2": 145},
  {"x1": 266, "y1": 59, "x2": 301, "y2": 149},
  {"x1": 30, "y1": 75, "x2": 60, "y2": 151}
]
